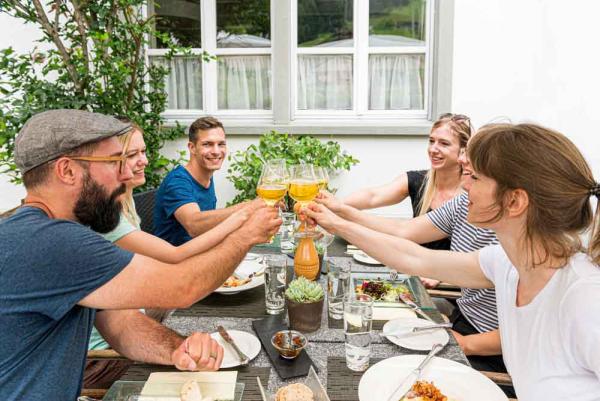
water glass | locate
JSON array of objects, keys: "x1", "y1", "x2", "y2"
[
  {"x1": 264, "y1": 255, "x2": 287, "y2": 314},
  {"x1": 327, "y1": 259, "x2": 352, "y2": 320},
  {"x1": 343, "y1": 294, "x2": 373, "y2": 371},
  {"x1": 279, "y1": 212, "x2": 296, "y2": 253}
]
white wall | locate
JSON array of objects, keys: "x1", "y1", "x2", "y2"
[{"x1": 2, "y1": 1, "x2": 600, "y2": 215}]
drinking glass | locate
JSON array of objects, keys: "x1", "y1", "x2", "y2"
[
  {"x1": 256, "y1": 159, "x2": 289, "y2": 206},
  {"x1": 289, "y1": 164, "x2": 318, "y2": 232},
  {"x1": 343, "y1": 294, "x2": 373, "y2": 371},
  {"x1": 314, "y1": 166, "x2": 330, "y2": 191},
  {"x1": 279, "y1": 212, "x2": 296, "y2": 253},
  {"x1": 263, "y1": 255, "x2": 287, "y2": 314},
  {"x1": 327, "y1": 259, "x2": 352, "y2": 320}
]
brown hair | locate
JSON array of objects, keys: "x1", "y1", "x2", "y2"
[
  {"x1": 188, "y1": 116, "x2": 224, "y2": 144},
  {"x1": 417, "y1": 113, "x2": 473, "y2": 215},
  {"x1": 468, "y1": 123, "x2": 600, "y2": 266}
]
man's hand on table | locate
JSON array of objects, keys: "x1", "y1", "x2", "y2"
[{"x1": 172, "y1": 332, "x2": 224, "y2": 371}]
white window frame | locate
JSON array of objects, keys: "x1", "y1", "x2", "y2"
[{"x1": 148, "y1": 0, "x2": 454, "y2": 135}]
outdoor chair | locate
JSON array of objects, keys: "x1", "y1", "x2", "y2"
[
  {"x1": 81, "y1": 349, "x2": 128, "y2": 399},
  {"x1": 133, "y1": 188, "x2": 157, "y2": 234}
]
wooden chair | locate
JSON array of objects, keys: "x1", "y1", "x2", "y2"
[
  {"x1": 133, "y1": 188, "x2": 157, "y2": 234},
  {"x1": 80, "y1": 350, "x2": 129, "y2": 399},
  {"x1": 427, "y1": 282, "x2": 462, "y2": 300}
]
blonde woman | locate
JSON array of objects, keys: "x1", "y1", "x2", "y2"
[
  {"x1": 343, "y1": 113, "x2": 472, "y2": 251},
  {"x1": 85, "y1": 122, "x2": 252, "y2": 389},
  {"x1": 306, "y1": 123, "x2": 600, "y2": 400}
]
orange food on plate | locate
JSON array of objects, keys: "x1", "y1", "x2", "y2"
[
  {"x1": 403, "y1": 380, "x2": 448, "y2": 401},
  {"x1": 221, "y1": 276, "x2": 251, "y2": 288}
]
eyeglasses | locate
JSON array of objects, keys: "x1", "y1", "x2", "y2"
[{"x1": 69, "y1": 133, "x2": 132, "y2": 175}]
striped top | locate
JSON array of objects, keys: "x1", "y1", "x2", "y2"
[{"x1": 427, "y1": 192, "x2": 499, "y2": 332}]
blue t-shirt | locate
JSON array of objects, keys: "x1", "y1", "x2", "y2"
[
  {"x1": 153, "y1": 165, "x2": 217, "y2": 246},
  {"x1": 0, "y1": 207, "x2": 133, "y2": 401}
]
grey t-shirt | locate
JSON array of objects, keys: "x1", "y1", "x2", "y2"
[
  {"x1": 427, "y1": 192, "x2": 499, "y2": 332},
  {"x1": 0, "y1": 207, "x2": 133, "y2": 401}
]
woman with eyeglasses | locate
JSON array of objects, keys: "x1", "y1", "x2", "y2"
[
  {"x1": 306, "y1": 123, "x2": 600, "y2": 400},
  {"x1": 84, "y1": 121, "x2": 253, "y2": 389},
  {"x1": 343, "y1": 113, "x2": 472, "y2": 254}
]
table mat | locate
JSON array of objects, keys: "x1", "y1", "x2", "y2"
[
  {"x1": 328, "y1": 308, "x2": 443, "y2": 330},
  {"x1": 120, "y1": 363, "x2": 270, "y2": 401},
  {"x1": 173, "y1": 285, "x2": 268, "y2": 319},
  {"x1": 252, "y1": 316, "x2": 317, "y2": 380},
  {"x1": 326, "y1": 357, "x2": 384, "y2": 401}
]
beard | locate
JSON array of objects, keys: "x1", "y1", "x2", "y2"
[{"x1": 74, "y1": 173, "x2": 126, "y2": 233}]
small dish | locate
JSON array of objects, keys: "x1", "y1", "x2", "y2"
[{"x1": 271, "y1": 330, "x2": 308, "y2": 359}]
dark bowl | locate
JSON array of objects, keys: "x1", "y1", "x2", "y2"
[{"x1": 271, "y1": 330, "x2": 308, "y2": 359}]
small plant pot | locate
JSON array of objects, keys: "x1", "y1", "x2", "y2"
[{"x1": 286, "y1": 297, "x2": 324, "y2": 333}]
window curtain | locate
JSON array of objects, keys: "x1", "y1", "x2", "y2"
[
  {"x1": 369, "y1": 54, "x2": 423, "y2": 110},
  {"x1": 152, "y1": 57, "x2": 203, "y2": 110},
  {"x1": 297, "y1": 55, "x2": 353, "y2": 110},
  {"x1": 218, "y1": 55, "x2": 271, "y2": 109}
]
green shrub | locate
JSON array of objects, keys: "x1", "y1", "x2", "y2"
[{"x1": 285, "y1": 277, "x2": 324, "y2": 303}]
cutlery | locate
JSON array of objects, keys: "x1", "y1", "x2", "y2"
[
  {"x1": 397, "y1": 293, "x2": 435, "y2": 322},
  {"x1": 382, "y1": 322, "x2": 452, "y2": 337},
  {"x1": 256, "y1": 376, "x2": 269, "y2": 401},
  {"x1": 386, "y1": 343, "x2": 444, "y2": 401},
  {"x1": 217, "y1": 326, "x2": 249, "y2": 366}
]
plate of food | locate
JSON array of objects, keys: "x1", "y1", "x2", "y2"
[
  {"x1": 214, "y1": 259, "x2": 266, "y2": 295},
  {"x1": 358, "y1": 355, "x2": 507, "y2": 401},
  {"x1": 352, "y1": 275, "x2": 437, "y2": 310},
  {"x1": 352, "y1": 250, "x2": 383, "y2": 265}
]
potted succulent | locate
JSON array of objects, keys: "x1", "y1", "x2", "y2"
[{"x1": 285, "y1": 277, "x2": 325, "y2": 333}]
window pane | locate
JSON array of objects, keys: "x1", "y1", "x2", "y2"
[
  {"x1": 298, "y1": 55, "x2": 352, "y2": 110},
  {"x1": 151, "y1": 0, "x2": 201, "y2": 48},
  {"x1": 151, "y1": 56, "x2": 203, "y2": 109},
  {"x1": 369, "y1": 0, "x2": 426, "y2": 46},
  {"x1": 218, "y1": 56, "x2": 272, "y2": 109},
  {"x1": 369, "y1": 54, "x2": 424, "y2": 110},
  {"x1": 217, "y1": 0, "x2": 271, "y2": 48},
  {"x1": 298, "y1": 0, "x2": 353, "y2": 47}
]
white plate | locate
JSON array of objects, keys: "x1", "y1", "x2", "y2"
[
  {"x1": 214, "y1": 260, "x2": 266, "y2": 294},
  {"x1": 211, "y1": 330, "x2": 261, "y2": 369},
  {"x1": 358, "y1": 355, "x2": 508, "y2": 401},
  {"x1": 382, "y1": 318, "x2": 450, "y2": 351},
  {"x1": 352, "y1": 250, "x2": 383, "y2": 265}
]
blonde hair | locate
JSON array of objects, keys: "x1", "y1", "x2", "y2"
[
  {"x1": 117, "y1": 127, "x2": 142, "y2": 227},
  {"x1": 417, "y1": 114, "x2": 473, "y2": 216},
  {"x1": 469, "y1": 123, "x2": 600, "y2": 267}
]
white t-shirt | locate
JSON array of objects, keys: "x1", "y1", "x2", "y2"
[{"x1": 479, "y1": 245, "x2": 600, "y2": 401}]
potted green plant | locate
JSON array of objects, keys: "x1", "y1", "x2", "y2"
[
  {"x1": 285, "y1": 277, "x2": 325, "y2": 333},
  {"x1": 226, "y1": 131, "x2": 359, "y2": 209}
]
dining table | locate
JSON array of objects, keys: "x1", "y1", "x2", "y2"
[{"x1": 103, "y1": 237, "x2": 471, "y2": 401}]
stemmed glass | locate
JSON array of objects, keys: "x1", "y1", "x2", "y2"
[
  {"x1": 256, "y1": 159, "x2": 289, "y2": 206},
  {"x1": 289, "y1": 164, "x2": 319, "y2": 233},
  {"x1": 314, "y1": 166, "x2": 330, "y2": 191}
]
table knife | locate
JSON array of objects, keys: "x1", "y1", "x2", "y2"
[
  {"x1": 386, "y1": 343, "x2": 443, "y2": 401},
  {"x1": 217, "y1": 325, "x2": 249, "y2": 365}
]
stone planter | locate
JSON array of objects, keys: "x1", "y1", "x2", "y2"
[{"x1": 286, "y1": 297, "x2": 324, "y2": 333}]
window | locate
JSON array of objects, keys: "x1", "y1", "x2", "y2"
[{"x1": 148, "y1": 0, "x2": 448, "y2": 132}]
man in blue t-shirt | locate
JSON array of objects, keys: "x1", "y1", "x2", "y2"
[
  {"x1": 154, "y1": 116, "x2": 255, "y2": 245},
  {"x1": 0, "y1": 110, "x2": 281, "y2": 401}
]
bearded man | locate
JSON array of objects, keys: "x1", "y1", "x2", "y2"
[{"x1": 0, "y1": 110, "x2": 281, "y2": 401}]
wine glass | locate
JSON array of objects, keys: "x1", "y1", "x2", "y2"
[
  {"x1": 256, "y1": 159, "x2": 289, "y2": 206},
  {"x1": 289, "y1": 164, "x2": 319, "y2": 233},
  {"x1": 314, "y1": 166, "x2": 330, "y2": 191}
]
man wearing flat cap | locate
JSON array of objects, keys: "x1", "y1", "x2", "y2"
[{"x1": 0, "y1": 110, "x2": 281, "y2": 401}]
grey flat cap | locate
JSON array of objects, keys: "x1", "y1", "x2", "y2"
[{"x1": 15, "y1": 109, "x2": 132, "y2": 174}]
